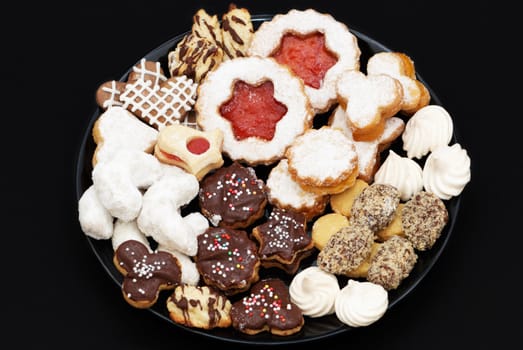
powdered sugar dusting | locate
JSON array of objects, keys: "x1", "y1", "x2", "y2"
[{"x1": 288, "y1": 127, "x2": 357, "y2": 181}]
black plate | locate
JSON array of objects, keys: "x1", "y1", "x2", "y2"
[{"x1": 75, "y1": 14, "x2": 461, "y2": 345}]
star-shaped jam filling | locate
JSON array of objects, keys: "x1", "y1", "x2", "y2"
[
  {"x1": 272, "y1": 32, "x2": 337, "y2": 89},
  {"x1": 219, "y1": 80, "x2": 287, "y2": 141}
]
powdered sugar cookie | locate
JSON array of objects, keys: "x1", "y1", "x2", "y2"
[
  {"x1": 78, "y1": 185, "x2": 114, "y2": 240},
  {"x1": 367, "y1": 52, "x2": 430, "y2": 115},
  {"x1": 91, "y1": 106, "x2": 158, "y2": 167},
  {"x1": 91, "y1": 149, "x2": 163, "y2": 222},
  {"x1": 336, "y1": 70, "x2": 403, "y2": 141},
  {"x1": 195, "y1": 56, "x2": 313, "y2": 166},
  {"x1": 285, "y1": 126, "x2": 359, "y2": 195},
  {"x1": 266, "y1": 159, "x2": 329, "y2": 221},
  {"x1": 329, "y1": 105, "x2": 404, "y2": 182},
  {"x1": 248, "y1": 8, "x2": 361, "y2": 114},
  {"x1": 137, "y1": 165, "x2": 208, "y2": 256}
]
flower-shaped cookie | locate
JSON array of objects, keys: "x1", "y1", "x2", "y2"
[
  {"x1": 113, "y1": 239, "x2": 182, "y2": 309},
  {"x1": 367, "y1": 52, "x2": 430, "y2": 116},
  {"x1": 336, "y1": 70, "x2": 403, "y2": 141}
]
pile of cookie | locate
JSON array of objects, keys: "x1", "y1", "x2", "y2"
[{"x1": 78, "y1": 5, "x2": 471, "y2": 336}]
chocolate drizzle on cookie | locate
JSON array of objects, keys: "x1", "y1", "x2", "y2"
[{"x1": 166, "y1": 285, "x2": 232, "y2": 329}]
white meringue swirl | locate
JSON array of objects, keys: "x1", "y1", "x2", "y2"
[
  {"x1": 289, "y1": 266, "x2": 340, "y2": 318},
  {"x1": 335, "y1": 279, "x2": 388, "y2": 327},
  {"x1": 423, "y1": 143, "x2": 471, "y2": 200},
  {"x1": 402, "y1": 105, "x2": 453, "y2": 159},
  {"x1": 374, "y1": 150, "x2": 423, "y2": 201}
]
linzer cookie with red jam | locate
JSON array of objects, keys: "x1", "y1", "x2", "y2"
[
  {"x1": 195, "y1": 227, "x2": 261, "y2": 295},
  {"x1": 195, "y1": 56, "x2": 313, "y2": 166},
  {"x1": 198, "y1": 161, "x2": 267, "y2": 229},
  {"x1": 248, "y1": 8, "x2": 361, "y2": 114},
  {"x1": 230, "y1": 278, "x2": 304, "y2": 336},
  {"x1": 113, "y1": 240, "x2": 182, "y2": 309},
  {"x1": 154, "y1": 123, "x2": 224, "y2": 180},
  {"x1": 251, "y1": 208, "x2": 314, "y2": 274}
]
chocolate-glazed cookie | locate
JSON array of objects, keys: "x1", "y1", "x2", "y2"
[
  {"x1": 198, "y1": 161, "x2": 267, "y2": 229},
  {"x1": 230, "y1": 278, "x2": 304, "y2": 336},
  {"x1": 113, "y1": 240, "x2": 182, "y2": 309},
  {"x1": 251, "y1": 208, "x2": 314, "y2": 274},
  {"x1": 195, "y1": 227, "x2": 260, "y2": 295}
]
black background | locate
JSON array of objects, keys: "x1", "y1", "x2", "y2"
[{"x1": 6, "y1": 0, "x2": 516, "y2": 349}]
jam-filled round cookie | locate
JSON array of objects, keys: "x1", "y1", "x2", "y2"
[
  {"x1": 195, "y1": 227, "x2": 260, "y2": 296},
  {"x1": 198, "y1": 161, "x2": 267, "y2": 229},
  {"x1": 195, "y1": 56, "x2": 313, "y2": 166},
  {"x1": 248, "y1": 8, "x2": 361, "y2": 114}
]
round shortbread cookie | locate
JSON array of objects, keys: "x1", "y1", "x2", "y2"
[{"x1": 311, "y1": 212, "x2": 349, "y2": 251}]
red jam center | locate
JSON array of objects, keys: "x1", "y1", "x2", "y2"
[
  {"x1": 271, "y1": 32, "x2": 337, "y2": 89},
  {"x1": 219, "y1": 80, "x2": 287, "y2": 141},
  {"x1": 187, "y1": 137, "x2": 210, "y2": 154}
]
